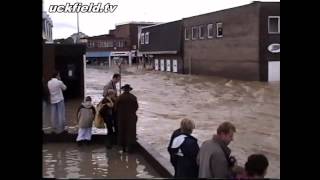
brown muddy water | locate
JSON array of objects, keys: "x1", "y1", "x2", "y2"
[
  {"x1": 84, "y1": 65, "x2": 280, "y2": 178},
  {"x1": 42, "y1": 143, "x2": 160, "y2": 178}
]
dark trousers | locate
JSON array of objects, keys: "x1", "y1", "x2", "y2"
[{"x1": 104, "y1": 115, "x2": 115, "y2": 147}]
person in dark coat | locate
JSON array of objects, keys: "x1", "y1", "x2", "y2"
[
  {"x1": 115, "y1": 84, "x2": 139, "y2": 152},
  {"x1": 99, "y1": 89, "x2": 116, "y2": 149},
  {"x1": 168, "y1": 128, "x2": 182, "y2": 173},
  {"x1": 168, "y1": 118, "x2": 199, "y2": 178}
]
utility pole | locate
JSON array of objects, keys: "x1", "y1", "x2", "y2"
[{"x1": 77, "y1": 12, "x2": 80, "y2": 43}]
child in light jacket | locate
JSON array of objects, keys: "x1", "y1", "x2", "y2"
[{"x1": 76, "y1": 96, "x2": 96, "y2": 146}]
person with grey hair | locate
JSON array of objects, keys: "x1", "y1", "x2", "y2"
[
  {"x1": 168, "y1": 118, "x2": 199, "y2": 178},
  {"x1": 197, "y1": 121, "x2": 237, "y2": 178}
]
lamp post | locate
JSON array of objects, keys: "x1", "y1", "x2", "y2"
[
  {"x1": 77, "y1": 12, "x2": 80, "y2": 43},
  {"x1": 118, "y1": 58, "x2": 123, "y2": 94}
]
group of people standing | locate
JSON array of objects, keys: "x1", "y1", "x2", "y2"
[
  {"x1": 168, "y1": 119, "x2": 269, "y2": 179},
  {"x1": 75, "y1": 73, "x2": 139, "y2": 152}
]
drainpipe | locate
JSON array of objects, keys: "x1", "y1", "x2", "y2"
[
  {"x1": 119, "y1": 62, "x2": 122, "y2": 95},
  {"x1": 189, "y1": 56, "x2": 192, "y2": 75}
]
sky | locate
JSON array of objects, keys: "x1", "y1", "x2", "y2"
[{"x1": 43, "y1": 0, "x2": 280, "y2": 39}]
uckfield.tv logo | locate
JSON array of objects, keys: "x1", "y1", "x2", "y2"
[{"x1": 48, "y1": 2, "x2": 118, "y2": 13}]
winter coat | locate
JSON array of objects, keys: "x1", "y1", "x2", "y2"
[
  {"x1": 99, "y1": 97, "x2": 114, "y2": 123},
  {"x1": 197, "y1": 136, "x2": 233, "y2": 178},
  {"x1": 168, "y1": 128, "x2": 182, "y2": 167},
  {"x1": 115, "y1": 92, "x2": 138, "y2": 147},
  {"x1": 168, "y1": 132, "x2": 199, "y2": 178},
  {"x1": 77, "y1": 101, "x2": 96, "y2": 128}
]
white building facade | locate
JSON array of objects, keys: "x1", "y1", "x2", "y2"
[{"x1": 43, "y1": 11, "x2": 53, "y2": 43}]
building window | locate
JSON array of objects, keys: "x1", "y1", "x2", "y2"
[
  {"x1": 141, "y1": 33, "x2": 145, "y2": 44},
  {"x1": 106, "y1": 40, "x2": 113, "y2": 47},
  {"x1": 145, "y1": 32, "x2": 149, "y2": 44},
  {"x1": 185, "y1": 28, "x2": 190, "y2": 40},
  {"x1": 192, "y1": 26, "x2": 198, "y2": 40},
  {"x1": 88, "y1": 41, "x2": 95, "y2": 48},
  {"x1": 207, "y1": 24, "x2": 213, "y2": 38},
  {"x1": 103, "y1": 41, "x2": 107, "y2": 48},
  {"x1": 199, "y1": 25, "x2": 205, "y2": 39},
  {"x1": 216, "y1": 22, "x2": 223, "y2": 38},
  {"x1": 118, "y1": 41, "x2": 125, "y2": 48},
  {"x1": 97, "y1": 41, "x2": 103, "y2": 48},
  {"x1": 268, "y1": 16, "x2": 280, "y2": 34}
]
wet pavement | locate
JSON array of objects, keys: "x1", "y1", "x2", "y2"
[{"x1": 42, "y1": 143, "x2": 160, "y2": 179}]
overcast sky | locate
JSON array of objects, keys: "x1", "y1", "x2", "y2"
[{"x1": 43, "y1": 0, "x2": 280, "y2": 39}]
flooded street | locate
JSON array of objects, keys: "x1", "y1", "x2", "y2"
[
  {"x1": 85, "y1": 65, "x2": 280, "y2": 178},
  {"x1": 43, "y1": 143, "x2": 159, "y2": 178}
]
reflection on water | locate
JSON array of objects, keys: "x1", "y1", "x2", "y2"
[{"x1": 42, "y1": 143, "x2": 159, "y2": 179}]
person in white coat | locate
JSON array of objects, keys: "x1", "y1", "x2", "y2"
[{"x1": 47, "y1": 72, "x2": 67, "y2": 134}]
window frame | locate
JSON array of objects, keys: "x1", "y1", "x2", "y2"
[
  {"x1": 192, "y1": 26, "x2": 198, "y2": 40},
  {"x1": 207, "y1": 24, "x2": 213, "y2": 39},
  {"x1": 185, "y1": 27, "x2": 190, "y2": 40},
  {"x1": 216, "y1": 22, "x2": 223, "y2": 38},
  {"x1": 141, "y1": 33, "x2": 145, "y2": 44},
  {"x1": 199, "y1": 25, "x2": 205, "y2": 39},
  {"x1": 268, "y1": 16, "x2": 280, "y2": 34},
  {"x1": 145, "y1": 32, "x2": 149, "y2": 44}
]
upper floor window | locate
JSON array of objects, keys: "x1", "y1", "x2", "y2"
[
  {"x1": 199, "y1": 25, "x2": 205, "y2": 39},
  {"x1": 106, "y1": 40, "x2": 113, "y2": 47},
  {"x1": 141, "y1": 33, "x2": 145, "y2": 44},
  {"x1": 216, "y1": 22, "x2": 223, "y2": 38},
  {"x1": 118, "y1": 41, "x2": 125, "y2": 48},
  {"x1": 97, "y1": 41, "x2": 104, "y2": 48},
  {"x1": 103, "y1": 41, "x2": 107, "y2": 48},
  {"x1": 192, "y1": 26, "x2": 198, "y2": 40},
  {"x1": 268, "y1": 16, "x2": 280, "y2": 34},
  {"x1": 88, "y1": 41, "x2": 95, "y2": 48},
  {"x1": 145, "y1": 32, "x2": 149, "y2": 44},
  {"x1": 207, "y1": 24, "x2": 213, "y2": 38},
  {"x1": 185, "y1": 28, "x2": 190, "y2": 40}
]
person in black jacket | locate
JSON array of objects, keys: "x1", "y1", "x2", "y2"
[{"x1": 168, "y1": 118, "x2": 199, "y2": 178}]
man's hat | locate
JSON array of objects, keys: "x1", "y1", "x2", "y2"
[{"x1": 121, "y1": 84, "x2": 133, "y2": 91}]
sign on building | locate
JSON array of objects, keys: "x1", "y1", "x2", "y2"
[
  {"x1": 166, "y1": 59, "x2": 171, "y2": 72},
  {"x1": 155, "y1": 59, "x2": 159, "y2": 71},
  {"x1": 160, "y1": 59, "x2": 165, "y2": 71},
  {"x1": 173, "y1": 59, "x2": 178, "y2": 73}
]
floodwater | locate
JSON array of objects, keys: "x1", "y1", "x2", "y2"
[
  {"x1": 85, "y1": 65, "x2": 280, "y2": 178},
  {"x1": 42, "y1": 143, "x2": 160, "y2": 179}
]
